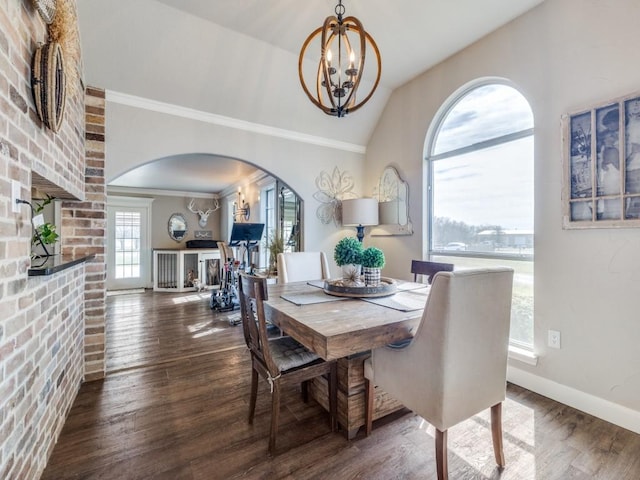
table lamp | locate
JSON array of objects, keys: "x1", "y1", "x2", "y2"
[{"x1": 342, "y1": 198, "x2": 379, "y2": 242}]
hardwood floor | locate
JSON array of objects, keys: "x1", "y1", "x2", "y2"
[{"x1": 42, "y1": 290, "x2": 640, "y2": 479}]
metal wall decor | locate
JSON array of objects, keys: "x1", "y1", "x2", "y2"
[
  {"x1": 298, "y1": 0, "x2": 381, "y2": 117},
  {"x1": 31, "y1": 41, "x2": 66, "y2": 132},
  {"x1": 313, "y1": 167, "x2": 356, "y2": 226},
  {"x1": 563, "y1": 91, "x2": 640, "y2": 228}
]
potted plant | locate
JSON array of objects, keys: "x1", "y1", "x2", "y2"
[
  {"x1": 30, "y1": 194, "x2": 59, "y2": 258},
  {"x1": 334, "y1": 236, "x2": 363, "y2": 283},
  {"x1": 361, "y1": 247, "x2": 385, "y2": 286},
  {"x1": 266, "y1": 232, "x2": 284, "y2": 277}
]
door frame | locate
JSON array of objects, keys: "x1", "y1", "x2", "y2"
[{"x1": 106, "y1": 196, "x2": 154, "y2": 290}]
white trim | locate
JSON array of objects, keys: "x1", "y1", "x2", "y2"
[
  {"x1": 106, "y1": 90, "x2": 367, "y2": 155},
  {"x1": 507, "y1": 366, "x2": 640, "y2": 435},
  {"x1": 508, "y1": 345, "x2": 538, "y2": 366},
  {"x1": 106, "y1": 196, "x2": 154, "y2": 289},
  {"x1": 108, "y1": 186, "x2": 217, "y2": 199},
  {"x1": 219, "y1": 171, "x2": 271, "y2": 199},
  {"x1": 107, "y1": 195, "x2": 154, "y2": 208}
]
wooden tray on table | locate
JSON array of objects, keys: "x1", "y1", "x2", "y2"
[{"x1": 323, "y1": 277, "x2": 397, "y2": 298}]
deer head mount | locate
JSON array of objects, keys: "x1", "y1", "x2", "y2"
[{"x1": 188, "y1": 198, "x2": 220, "y2": 228}]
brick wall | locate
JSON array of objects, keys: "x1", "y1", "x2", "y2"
[
  {"x1": 0, "y1": 0, "x2": 99, "y2": 478},
  {"x1": 62, "y1": 87, "x2": 106, "y2": 381}
]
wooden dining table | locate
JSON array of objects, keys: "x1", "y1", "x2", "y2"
[{"x1": 263, "y1": 280, "x2": 429, "y2": 438}]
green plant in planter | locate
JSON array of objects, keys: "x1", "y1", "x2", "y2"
[
  {"x1": 35, "y1": 222, "x2": 59, "y2": 245},
  {"x1": 31, "y1": 194, "x2": 58, "y2": 256},
  {"x1": 333, "y1": 236, "x2": 363, "y2": 266},
  {"x1": 361, "y1": 247, "x2": 385, "y2": 269},
  {"x1": 266, "y1": 232, "x2": 284, "y2": 276}
]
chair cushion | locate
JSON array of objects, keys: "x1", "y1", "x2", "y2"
[{"x1": 270, "y1": 336, "x2": 320, "y2": 372}]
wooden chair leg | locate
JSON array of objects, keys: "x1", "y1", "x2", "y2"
[
  {"x1": 364, "y1": 377, "x2": 374, "y2": 436},
  {"x1": 248, "y1": 368, "x2": 258, "y2": 424},
  {"x1": 435, "y1": 429, "x2": 448, "y2": 480},
  {"x1": 329, "y1": 362, "x2": 338, "y2": 432},
  {"x1": 268, "y1": 383, "x2": 281, "y2": 455},
  {"x1": 491, "y1": 402, "x2": 506, "y2": 468},
  {"x1": 301, "y1": 380, "x2": 309, "y2": 403}
]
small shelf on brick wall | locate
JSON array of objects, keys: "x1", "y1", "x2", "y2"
[{"x1": 28, "y1": 254, "x2": 95, "y2": 276}]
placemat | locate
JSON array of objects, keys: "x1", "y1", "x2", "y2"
[
  {"x1": 396, "y1": 282, "x2": 429, "y2": 292},
  {"x1": 281, "y1": 290, "x2": 349, "y2": 306},
  {"x1": 362, "y1": 290, "x2": 427, "y2": 311}
]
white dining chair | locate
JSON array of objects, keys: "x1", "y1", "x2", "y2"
[
  {"x1": 276, "y1": 251, "x2": 331, "y2": 284},
  {"x1": 364, "y1": 267, "x2": 514, "y2": 480}
]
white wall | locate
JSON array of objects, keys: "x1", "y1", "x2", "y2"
[
  {"x1": 100, "y1": 0, "x2": 640, "y2": 432},
  {"x1": 366, "y1": 0, "x2": 640, "y2": 428},
  {"x1": 105, "y1": 103, "x2": 367, "y2": 276}
]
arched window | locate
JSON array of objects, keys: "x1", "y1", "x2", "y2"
[{"x1": 426, "y1": 82, "x2": 534, "y2": 348}]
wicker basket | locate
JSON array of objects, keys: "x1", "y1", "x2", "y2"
[
  {"x1": 33, "y1": 0, "x2": 56, "y2": 24},
  {"x1": 31, "y1": 41, "x2": 67, "y2": 132}
]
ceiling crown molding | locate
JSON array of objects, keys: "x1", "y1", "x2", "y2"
[{"x1": 105, "y1": 90, "x2": 367, "y2": 154}]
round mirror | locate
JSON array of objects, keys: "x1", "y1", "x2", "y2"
[{"x1": 168, "y1": 213, "x2": 187, "y2": 242}]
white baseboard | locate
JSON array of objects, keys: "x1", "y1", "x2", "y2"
[{"x1": 507, "y1": 366, "x2": 640, "y2": 435}]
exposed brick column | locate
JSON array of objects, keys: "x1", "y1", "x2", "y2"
[{"x1": 61, "y1": 87, "x2": 107, "y2": 380}]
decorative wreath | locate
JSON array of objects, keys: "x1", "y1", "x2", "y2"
[{"x1": 31, "y1": 41, "x2": 67, "y2": 132}]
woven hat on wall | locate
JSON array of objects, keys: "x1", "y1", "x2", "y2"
[
  {"x1": 33, "y1": 0, "x2": 57, "y2": 24},
  {"x1": 31, "y1": 41, "x2": 67, "y2": 133}
]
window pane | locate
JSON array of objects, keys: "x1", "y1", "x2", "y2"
[
  {"x1": 114, "y1": 211, "x2": 142, "y2": 279},
  {"x1": 432, "y1": 255, "x2": 533, "y2": 345},
  {"x1": 432, "y1": 136, "x2": 534, "y2": 256},
  {"x1": 429, "y1": 83, "x2": 534, "y2": 349},
  {"x1": 433, "y1": 84, "x2": 534, "y2": 156}
]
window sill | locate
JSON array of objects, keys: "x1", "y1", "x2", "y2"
[{"x1": 508, "y1": 345, "x2": 538, "y2": 366}]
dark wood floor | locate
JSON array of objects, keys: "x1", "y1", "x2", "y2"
[{"x1": 42, "y1": 290, "x2": 640, "y2": 479}]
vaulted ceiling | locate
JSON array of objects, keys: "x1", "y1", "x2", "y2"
[{"x1": 77, "y1": 0, "x2": 544, "y2": 194}]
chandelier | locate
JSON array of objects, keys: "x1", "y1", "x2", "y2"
[{"x1": 298, "y1": 0, "x2": 381, "y2": 118}]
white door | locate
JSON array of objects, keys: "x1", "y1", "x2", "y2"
[{"x1": 107, "y1": 197, "x2": 153, "y2": 291}]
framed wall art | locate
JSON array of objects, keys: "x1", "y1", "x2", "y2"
[{"x1": 562, "y1": 91, "x2": 640, "y2": 228}]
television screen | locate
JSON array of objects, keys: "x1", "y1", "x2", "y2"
[{"x1": 229, "y1": 223, "x2": 265, "y2": 246}]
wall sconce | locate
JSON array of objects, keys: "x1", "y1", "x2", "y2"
[
  {"x1": 342, "y1": 198, "x2": 378, "y2": 242},
  {"x1": 233, "y1": 189, "x2": 250, "y2": 222}
]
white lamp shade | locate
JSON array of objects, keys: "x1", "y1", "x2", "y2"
[{"x1": 342, "y1": 198, "x2": 379, "y2": 226}]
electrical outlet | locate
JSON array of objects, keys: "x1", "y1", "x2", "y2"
[
  {"x1": 548, "y1": 329, "x2": 561, "y2": 349},
  {"x1": 11, "y1": 180, "x2": 20, "y2": 213}
]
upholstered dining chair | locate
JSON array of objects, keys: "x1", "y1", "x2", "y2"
[
  {"x1": 411, "y1": 259, "x2": 454, "y2": 283},
  {"x1": 277, "y1": 251, "x2": 331, "y2": 284},
  {"x1": 364, "y1": 267, "x2": 514, "y2": 480},
  {"x1": 238, "y1": 274, "x2": 337, "y2": 454}
]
